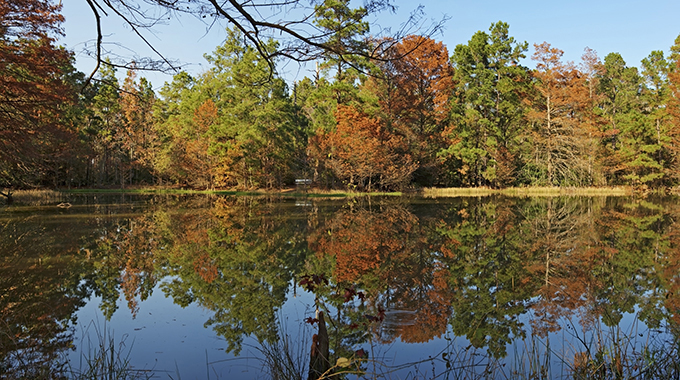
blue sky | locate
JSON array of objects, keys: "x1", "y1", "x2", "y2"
[{"x1": 61, "y1": 0, "x2": 680, "y2": 89}]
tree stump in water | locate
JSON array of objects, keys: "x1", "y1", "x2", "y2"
[{"x1": 308, "y1": 311, "x2": 329, "y2": 380}]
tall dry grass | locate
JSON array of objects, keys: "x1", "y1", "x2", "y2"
[
  {"x1": 6, "y1": 189, "x2": 67, "y2": 205},
  {"x1": 422, "y1": 186, "x2": 632, "y2": 198}
]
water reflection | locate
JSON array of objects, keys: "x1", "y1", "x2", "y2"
[
  {"x1": 0, "y1": 210, "x2": 88, "y2": 378},
  {"x1": 2, "y1": 194, "x2": 680, "y2": 378}
]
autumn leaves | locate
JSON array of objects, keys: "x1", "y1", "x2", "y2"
[
  {"x1": 4, "y1": 1, "x2": 680, "y2": 193},
  {"x1": 0, "y1": 0, "x2": 77, "y2": 190}
]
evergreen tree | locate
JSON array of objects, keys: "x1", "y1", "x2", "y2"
[
  {"x1": 444, "y1": 22, "x2": 529, "y2": 187},
  {"x1": 640, "y1": 50, "x2": 673, "y2": 185},
  {"x1": 599, "y1": 53, "x2": 662, "y2": 187},
  {"x1": 154, "y1": 28, "x2": 304, "y2": 189}
]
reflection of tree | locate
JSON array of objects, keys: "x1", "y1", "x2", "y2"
[
  {"x1": 654, "y1": 199, "x2": 680, "y2": 329},
  {"x1": 661, "y1": 212, "x2": 680, "y2": 328},
  {"x1": 0, "y1": 213, "x2": 90, "y2": 378},
  {"x1": 6, "y1": 193, "x2": 680, "y2": 377},
  {"x1": 588, "y1": 199, "x2": 670, "y2": 328},
  {"x1": 586, "y1": 201, "x2": 654, "y2": 326},
  {"x1": 85, "y1": 211, "x2": 165, "y2": 318},
  {"x1": 159, "y1": 197, "x2": 309, "y2": 354},
  {"x1": 525, "y1": 196, "x2": 680, "y2": 339},
  {"x1": 78, "y1": 196, "x2": 313, "y2": 355},
  {"x1": 0, "y1": 195, "x2": 180, "y2": 376},
  {"x1": 309, "y1": 202, "x2": 455, "y2": 345},
  {"x1": 523, "y1": 197, "x2": 599, "y2": 335},
  {"x1": 442, "y1": 197, "x2": 537, "y2": 358}
]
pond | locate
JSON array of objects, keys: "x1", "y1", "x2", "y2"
[{"x1": 1, "y1": 193, "x2": 680, "y2": 379}]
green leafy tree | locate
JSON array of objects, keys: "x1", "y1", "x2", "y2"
[
  {"x1": 640, "y1": 50, "x2": 675, "y2": 186},
  {"x1": 313, "y1": 0, "x2": 370, "y2": 82},
  {"x1": 598, "y1": 53, "x2": 662, "y2": 186},
  {"x1": 444, "y1": 22, "x2": 529, "y2": 187},
  {"x1": 202, "y1": 29, "x2": 305, "y2": 188},
  {"x1": 299, "y1": 0, "x2": 380, "y2": 189},
  {"x1": 154, "y1": 29, "x2": 305, "y2": 189},
  {"x1": 294, "y1": 76, "x2": 337, "y2": 185},
  {"x1": 154, "y1": 71, "x2": 199, "y2": 185}
]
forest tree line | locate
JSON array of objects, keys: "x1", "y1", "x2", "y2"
[{"x1": 3, "y1": 0, "x2": 680, "y2": 194}]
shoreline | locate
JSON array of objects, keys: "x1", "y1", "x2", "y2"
[{"x1": 1, "y1": 186, "x2": 650, "y2": 202}]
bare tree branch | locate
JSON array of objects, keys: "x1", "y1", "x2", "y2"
[
  {"x1": 84, "y1": 0, "x2": 104, "y2": 87},
  {"x1": 80, "y1": 0, "x2": 447, "y2": 81}
]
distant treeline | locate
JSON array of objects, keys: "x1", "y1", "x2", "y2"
[{"x1": 3, "y1": 1, "x2": 680, "y2": 193}]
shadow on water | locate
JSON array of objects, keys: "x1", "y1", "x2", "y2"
[{"x1": 2, "y1": 193, "x2": 680, "y2": 378}]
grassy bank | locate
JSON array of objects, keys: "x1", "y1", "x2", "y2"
[
  {"x1": 0, "y1": 186, "x2": 645, "y2": 206},
  {"x1": 60, "y1": 185, "x2": 635, "y2": 198},
  {"x1": 1, "y1": 189, "x2": 68, "y2": 205},
  {"x1": 422, "y1": 186, "x2": 633, "y2": 198},
  {"x1": 60, "y1": 187, "x2": 403, "y2": 198}
]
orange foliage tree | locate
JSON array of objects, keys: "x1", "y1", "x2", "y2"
[
  {"x1": 525, "y1": 42, "x2": 599, "y2": 186},
  {"x1": 189, "y1": 99, "x2": 219, "y2": 189},
  {"x1": 119, "y1": 68, "x2": 157, "y2": 185},
  {"x1": 316, "y1": 104, "x2": 416, "y2": 191},
  {"x1": 669, "y1": 39, "x2": 680, "y2": 177},
  {"x1": 0, "y1": 0, "x2": 77, "y2": 193},
  {"x1": 374, "y1": 35, "x2": 454, "y2": 185}
]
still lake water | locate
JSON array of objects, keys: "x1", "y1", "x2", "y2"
[{"x1": 2, "y1": 193, "x2": 680, "y2": 379}]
